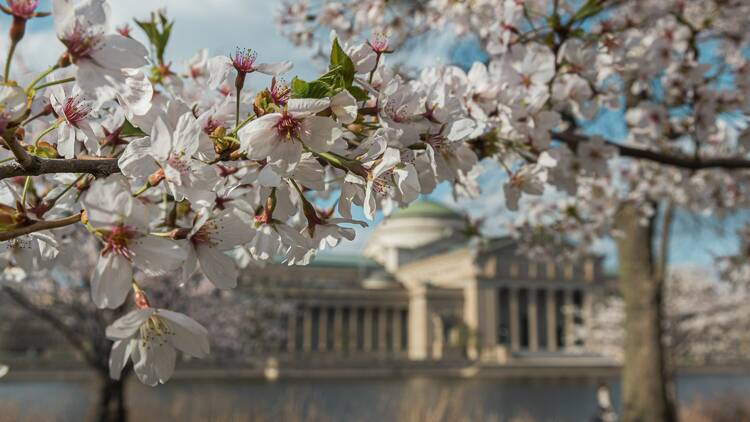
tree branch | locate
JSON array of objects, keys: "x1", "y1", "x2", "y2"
[
  {"x1": 0, "y1": 157, "x2": 120, "y2": 180},
  {"x1": 555, "y1": 131, "x2": 750, "y2": 170},
  {"x1": 1, "y1": 133, "x2": 34, "y2": 169},
  {"x1": 0, "y1": 213, "x2": 82, "y2": 241},
  {"x1": 1, "y1": 285, "x2": 101, "y2": 368}
]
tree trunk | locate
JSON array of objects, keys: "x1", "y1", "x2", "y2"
[
  {"x1": 95, "y1": 373, "x2": 127, "y2": 422},
  {"x1": 615, "y1": 203, "x2": 676, "y2": 422}
]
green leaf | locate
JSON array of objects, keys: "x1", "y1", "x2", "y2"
[
  {"x1": 134, "y1": 11, "x2": 174, "y2": 65},
  {"x1": 347, "y1": 86, "x2": 369, "y2": 102},
  {"x1": 330, "y1": 38, "x2": 355, "y2": 87},
  {"x1": 306, "y1": 81, "x2": 334, "y2": 99},
  {"x1": 291, "y1": 77, "x2": 310, "y2": 98},
  {"x1": 121, "y1": 119, "x2": 147, "y2": 137}
]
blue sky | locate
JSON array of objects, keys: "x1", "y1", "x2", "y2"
[{"x1": 1, "y1": 0, "x2": 743, "y2": 275}]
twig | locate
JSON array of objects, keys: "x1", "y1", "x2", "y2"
[{"x1": 0, "y1": 212, "x2": 82, "y2": 242}]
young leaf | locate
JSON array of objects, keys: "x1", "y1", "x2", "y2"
[{"x1": 330, "y1": 38, "x2": 355, "y2": 87}]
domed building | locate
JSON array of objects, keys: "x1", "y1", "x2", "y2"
[
  {"x1": 1, "y1": 200, "x2": 615, "y2": 375},
  {"x1": 243, "y1": 199, "x2": 615, "y2": 371}
]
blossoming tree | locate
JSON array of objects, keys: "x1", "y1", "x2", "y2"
[{"x1": 2, "y1": 0, "x2": 750, "y2": 421}]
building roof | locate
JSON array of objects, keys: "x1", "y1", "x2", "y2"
[
  {"x1": 308, "y1": 254, "x2": 380, "y2": 268},
  {"x1": 390, "y1": 200, "x2": 463, "y2": 220}
]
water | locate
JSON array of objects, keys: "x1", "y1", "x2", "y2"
[{"x1": 1, "y1": 373, "x2": 749, "y2": 421}]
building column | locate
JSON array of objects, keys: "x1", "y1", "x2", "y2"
[
  {"x1": 408, "y1": 286, "x2": 430, "y2": 360},
  {"x1": 464, "y1": 281, "x2": 498, "y2": 360},
  {"x1": 302, "y1": 306, "x2": 312, "y2": 352},
  {"x1": 333, "y1": 306, "x2": 344, "y2": 353},
  {"x1": 318, "y1": 306, "x2": 328, "y2": 352},
  {"x1": 582, "y1": 291, "x2": 593, "y2": 349},
  {"x1": 564, "y1": 290, "x2": 575, "y2": 349},
  {"x1": 348, "y1": 307, "x2": 358, "y2": 352},
  {"x1": 363, "y1": 307, "x2": 373, "y2": 352},
  {"x1": 392, "y1": 308, "x2": 402, "y2": 354},
  {"x1": 528, "y1": 288, "x2": 538, "y2": 352},
  {"x1": 546, "y1": 290, "x2": 557, "y2": 352},
  {"x1": 286, "y1": 311, "x2": 296, "y2": 353},
  {"x1": 378, "y1": 308, "x2": 388, "y2": 355},
  {"x1": 509, "y1": 287, "x2": 520, "y2": 352}
]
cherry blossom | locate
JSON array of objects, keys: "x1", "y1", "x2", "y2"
[
  {"x1": 52, "y1": 0, "x2": 152, "y2": 114},
  {"x1": 182, "y1": 208, "x2": 254, "y2": 289},
  {"x1": 107, "y1": 302, "x2": 209, "y2": 386},
  {"x1": 82, "y1": 177, "x2": 185, "y2": 308},
  {"x1": 237, "y1": 99, "x2": 342, "y2": 173}
]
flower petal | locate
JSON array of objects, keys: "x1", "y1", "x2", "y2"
[
  {"x1": 160, "y1": 310, "x2": 210, "y2": 358},
  {"x1": 92, "y1": 253, "x2": 133, "y2": 309},
  {"x1": 106, "y1": 308, "x2": 154, "y2": 339},
  {"x1": 132, "y1": 236, "x2": 186, "y2": 276},
  {"x1": 197, "y1": 245, "x2": 239, "y2": 289},
  {"x1": 108, "y1": 339, "x2": 134, "y2": 380},
  {"x1": 299, "y1": 116, "x2": 341, "y2": 152},
  {"x1": 254, "y1": 61, "x2": 293, "y2": 76}
]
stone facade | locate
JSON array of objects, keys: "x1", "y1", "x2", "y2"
[{"x1": 255, "y1": 200, "x2": 614, "y2": 367}]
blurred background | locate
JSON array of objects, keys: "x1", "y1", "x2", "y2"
[{"x1": 1, "y1": 1, "x2": 750, "y2": 422}]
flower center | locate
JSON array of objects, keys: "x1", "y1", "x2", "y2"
[
  {"x1": 190, "y1": 221, "x2": 219, "y2": 247},
  {"x1": 166, "y1": 153, "x2": 190, "y2": 177},
  {"x1": 60, "y1": 22, "x2": 102, "y2": 59},
  {"x1": 203, "y1": 117, "x2": 222, "y2": 135},
  {"x1": 62, "y1": 95, "x2": 91, "y2": 126},
  {"x1": 384, "y1": 100, "x2": 411, "y2": 123},
  {"x1": 371, "y1": 172, "x2": 393, "y2": 196},
  {"x1": 101, "y1": 224, "x2": 137, "y2": 260},
  {"x1": 270, "y1": 78, "x2": 290, "y2": 106},
  {"x1": 140, "y1": 315, "x2": 174, "y2": 349},
  {"x1": 368, "y1": 34, "x2": 390, "y2": 54},
  {"x1": 231, "y1": 47, "x2": 257, "y2": 74},
  {"x1": 9, "y1": 0, "x2": 38, "y2": 19},
  {"x1": 274, "y1": 111, "x2": 302, "y2": 140}
]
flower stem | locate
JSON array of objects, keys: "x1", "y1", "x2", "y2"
[
  {"x1": 21, "y1": 176, "x2": 31, "y2": 208},
  {"x1": 231, "y1": 114, "x2": 256, "y2": 137},
  {"x1": 3, "y1": 39, "x2": 18, "y2": 83},
  {"x1": 235, "y1": 87, "x2": 242, "y2": 128},
  {"x1": 42, "y1": 173, "x2": 86, "y2": 215},
  {"x1": 33, "y1": 120, "x2": 61, "y2": 147},
  {"x1": 0, "y1": 156, "x2": 14, "y2": 165},
  {"x1": 25, "y1": 63, "x2": 60, "y2": 93},
  {"x1": 33, "y1": 77, "x2": 75, "y2": 91},
  {"x1": 132, "y1": 183, "x2": 150, "y2": 197}
]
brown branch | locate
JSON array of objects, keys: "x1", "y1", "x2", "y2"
[
  {"x1": 0, "y1": 157, "x2": 120, "y2": 180},
  {"x1": 1, "y1": 133, "x2": 34, "y2": 169},
  {"x1": 555, "y1": 131, "x2": 750, "y2": 171},
  {"x1": 0, "y1": 285, "x2": 100, "y2": 368},
  {"x1": 0, "y1": 212, "x2": 82, "y2": 241}
]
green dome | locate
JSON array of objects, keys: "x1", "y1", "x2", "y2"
[{"x1": 390, "y1": 200, "x2": 463, "y2": 220}]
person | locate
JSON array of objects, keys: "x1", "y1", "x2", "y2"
[{"x1": 591, "y1": 381, "x2": 617, "y2": 422}]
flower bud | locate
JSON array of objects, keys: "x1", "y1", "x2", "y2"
[
  {"x1": 9, "y1": 16, "x2": 27, "y2": 43},
  {"x1": 134, "y1": 288, "x2": 150, "y2": 309},
  {"x1": 147, "y1": 168, "x2": 165, "y2": 187}
]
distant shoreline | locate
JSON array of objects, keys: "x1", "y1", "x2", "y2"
[{"x1": 3, "y1": 363, "x2": 749, "y2": 382}]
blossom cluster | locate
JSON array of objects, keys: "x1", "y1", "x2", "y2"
[
  {"x1": 278, "y1": 0, "x2": 750, "y2": 259},
  {"x1": 1, "y1": 0, "x2": 750, "y2": 385}
]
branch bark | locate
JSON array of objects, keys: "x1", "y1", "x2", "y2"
[
  {"x1": 555, "y1": 131, "x2": 750, "y2": 171},
  {"x1": 0, "y1": 213, "x2": 82, "y2": 241},
  {"x1": 1, "y1": 133, "x2": 35, "y2": 169},
  {"x1": 0, "y1": 157, "x2": 120, "y2": 180}
]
